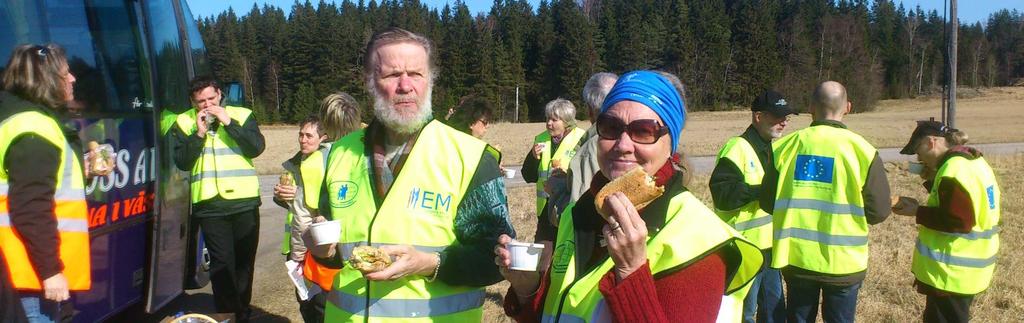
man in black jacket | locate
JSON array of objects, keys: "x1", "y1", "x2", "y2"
[
  {"x1": 168, "y1": 77, "x2": 265, "y2": 321},
  {"x1": 710, "y1": 90, "x2": 795, "y2": 323}
]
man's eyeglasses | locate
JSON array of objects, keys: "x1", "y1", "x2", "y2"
[
  {"x1": 757, "y1": 111, "x2": 791, "y2": 123},
  {"x1": 595, "y1": 114, "x2": 669, "y2": 144}
]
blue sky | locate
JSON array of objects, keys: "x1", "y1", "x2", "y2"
[{"x1": 187, "y1": 0, "x2": 1021, "y2": 25}]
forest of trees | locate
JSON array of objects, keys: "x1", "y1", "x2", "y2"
[{"x1": 198, "y1": 0, "x2": 1024, "y2": 124}]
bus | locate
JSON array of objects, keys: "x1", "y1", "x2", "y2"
[{"x1": 0, "y1": 0, "x2": 221, "y2": 321}]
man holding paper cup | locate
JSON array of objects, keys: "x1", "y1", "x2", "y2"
[{"x1": 310, "y1": 27, "x2": 516, "y2": 322}]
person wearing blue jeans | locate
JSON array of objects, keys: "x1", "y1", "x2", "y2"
[
  {"x1": 742, "y1": 250, "x2": 785, "y2": 323},
  {"x1": 783, "y1": 274, "x2": 862, "y2": 323},
  {"x1": 19, "y1": 293, "x2": 58, "y2": 323},
  {"x1": 759, "y1": 82, "x2": 892, "y2": 323}
]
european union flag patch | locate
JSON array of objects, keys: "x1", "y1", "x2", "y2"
[
  {"x1": 986, "y1": 185, "x2": 996, "y2": 209},
  {"x1": 794, "y1": 155, "x2": 834, "y2": 183}
]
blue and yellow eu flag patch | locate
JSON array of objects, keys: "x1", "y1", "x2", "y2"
[{"x1": 794, "y1": 154, "x2": 834, "y2": 183}]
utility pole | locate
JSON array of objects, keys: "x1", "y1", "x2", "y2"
[
  {"x1": 948, "y1": 0, "x2": 958, "y2": 128},
  {"x1": 515, "y1": 86, "x2": 519, "y2": 123}
]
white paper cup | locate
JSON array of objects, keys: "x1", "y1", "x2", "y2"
[
  {"x1": 508, "y1": 241, "x2": 544, "y2": 271},
  {"x1": 504, "y1": 169, "x2": 516, "y2": 179},
  {"x1": 908, "y1": 162, "x2": 925, "y2": 175},
  {"x1": 309, "y1": 220, "x2": 341, "y2": 246}
]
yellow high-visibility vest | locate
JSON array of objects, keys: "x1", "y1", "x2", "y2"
[
  {"x1": 323, "y1": 120, "x2": 490, "y2": 322},
  {"x1": 174, "y1": 106, "x2": 259, "y2": 203},
  {"x1": 0, "y1": 110, "x2": 91, "y2": 291},
  {"x1": 912, "y1": 155, "x2": 1000, "y2": 295},
  {"x1": 714, "y1": 136, "x2": 773, "y2": 249},
  {"x1": 281, "y1": 145, "x2": 330, "y2": 255},
  {"x1": 534, "y1": 127, "x2": 587, "y2": 216},
  {"x1": 771, "y1": 125, "x2": 876, "y2": 274},
  {"x1": 541, "y1": 191, "x2": 763, "y2": 323}
]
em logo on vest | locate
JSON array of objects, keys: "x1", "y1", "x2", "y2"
[
  {"x1": 329, "y1": 181, "x2": 358, "y2": 208},
  {"x1": 407, "y1": 187, "x2": 453, "y2": 215},
  {"x1": 794, "y1": 154, "x2": 834, "y2": 185}
]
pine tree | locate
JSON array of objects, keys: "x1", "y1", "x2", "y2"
[{"x1": 729, "y1": 0, "x2": 782, "y2": 104}]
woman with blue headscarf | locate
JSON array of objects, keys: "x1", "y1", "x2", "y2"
[{"x1": 495, "y1": 71, "x2": 763, "y2": 322}]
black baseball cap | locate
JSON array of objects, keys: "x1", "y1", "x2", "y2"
[
  {"x1": 900, "y1": 120, "x2": 950, "y2": 155},
  {"x1": 752, "y1": 90, "x2": 797, "y2": 117}
]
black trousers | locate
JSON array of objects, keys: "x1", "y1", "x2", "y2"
[
  {"x1": 197, "y1": 208, "x2": 260, "y2": 319},
  {"x1": 923, "y1": 293, "x2": 973, "y2": 323},
  {"x1": 296, "y1": 289, "x2": 326, "y2": 323}
]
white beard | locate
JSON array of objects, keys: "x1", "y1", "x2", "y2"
[{"x1": 373, "y1": 86, "x2": 433, "y2": 135}]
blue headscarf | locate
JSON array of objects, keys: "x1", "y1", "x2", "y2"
[{"x1": 600, "y1": 70, "x2": 686, "y2": 153}]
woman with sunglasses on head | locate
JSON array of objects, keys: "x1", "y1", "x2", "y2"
[
  {"x1": 0, "y1": 44, "x2": 90, "y2": 322},
  {"x1": 892, "y1": 121, "x2": 999, "y2": 323},
  {"x1": 522, "y1": 98, "x2": 588, "y2": 242},
  {"x1": 496, "y1": 70, "x2": 763, "y2": 323}
]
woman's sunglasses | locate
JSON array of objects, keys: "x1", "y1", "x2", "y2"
[
  {"x1": 33, "y1": 45, "x2": 50, "y2": 58},
  {"x1": 595, "y1": 114, "x2": 668, "y2": 144}
]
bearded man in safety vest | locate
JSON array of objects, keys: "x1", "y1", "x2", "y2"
[
  {"x1": 309, "y1": 27, "x2": 516, "y2": 322},
  {"x1": 761, "y1": 81, "x2": 891, "y2": 323},
  {"x1": 711, "y1": 90, "x2": 796, "y2": 323},
  {"x1": 169, "y1": 75, "x2": 265, "y2": 321}
]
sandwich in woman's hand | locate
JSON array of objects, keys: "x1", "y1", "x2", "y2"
[
  {"x1": 594, "y1": 167, "x2": 665, "y2": 220},
  {"x1": 348, "y1": 246, "x2": 392, "y2": 274}
]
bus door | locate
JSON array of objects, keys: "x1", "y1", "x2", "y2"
[{"x1": 140, "y1": 0, "x2": 206, "y2": 314}]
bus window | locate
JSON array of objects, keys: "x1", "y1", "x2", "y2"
[
  {"x1": 145, "y1": 0, "x2": 190, "y2": 114},
  {"x1": 0, "y1": 0, "x2": 147, "y2": 114},
  {"x1": 179, "y1": 0, "x2": 210, "y2": 77}
]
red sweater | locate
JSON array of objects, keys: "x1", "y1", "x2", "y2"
[{"x1": 504, "y1": 163, "x2": 728, "y2": 322}]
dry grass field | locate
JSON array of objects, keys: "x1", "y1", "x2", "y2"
[
  {"x1": 255, "y1": 87, "x2": 1024, "y2": 174},
  {"x1": 250, "y1": 87, "x2": 1024, "y2": 322}
]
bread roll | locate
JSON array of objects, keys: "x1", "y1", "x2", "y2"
[
  {"x1": 594, "y1": 167, "x2": 665, "y2": 220},
  {"x1": 348, "y1": 246, "x2": 392, "y2": 274}
]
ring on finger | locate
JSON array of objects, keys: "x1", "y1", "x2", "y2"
[{"x1": 608, "y1": 222, "x2": 621, "y2": 231}]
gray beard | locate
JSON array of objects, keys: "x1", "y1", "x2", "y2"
[{"x1": 373, "y1": 88, "x2": 433, "y2": 135}]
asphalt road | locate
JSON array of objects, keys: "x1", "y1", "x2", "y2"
[{"x1": 147, "y1": 141, "x2": 1023, "y2": 321}]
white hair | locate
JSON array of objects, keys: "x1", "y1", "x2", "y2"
[
  {"x1": 371, "y1": 83, "x2": 433, "y2": 135},
  {"x1": 545, "y1": 98, "x2": 577, "y2": 128}
]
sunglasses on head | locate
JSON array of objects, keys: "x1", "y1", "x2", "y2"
[
  {"x1": 33, "y1": 45, "x2": 50, "y2": 59},
  {"x1": 595, "y1": 114, "x2": 669, "y2": 144}
]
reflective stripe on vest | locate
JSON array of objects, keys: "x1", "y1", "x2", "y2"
[
  {"x1": 323, "y1": 120, "x2": 488, "y2": 322},
  {"x1": 327, "y1": 289, "x2": 486, "y2": 318},
  {"x1": 534, "y1": 127, "x2": 587, "y2": 216},
  {"x1": 0, "y1": 110, "x2": 91, "y2": 291},
  {"x1": 175, "y1": 106, "x2": 259, "y2": 203},
  {"x1": 541, "y1": 191, "x2": 763, "y2": 323},
  {"x1": 912, "y1": 155, "x2": 1000, "y2": 295},
  {"x1": 713, "y1": 136, "x2": 773, "y2": 249},
  {"x1": 771, "y1": 125, "x2": 875, "y2": 275}
]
